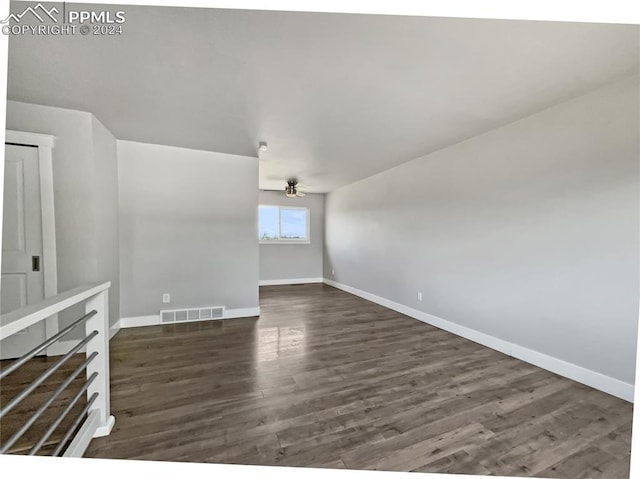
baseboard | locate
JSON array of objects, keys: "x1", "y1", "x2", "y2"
[
  {"x1": 49, "y1": 307, "x2": 259, "y2": 352},
  {"x1": 259, "y1": 278, "x2": 323, "y2": 286},
  {"x1": 109, "y1": 320, "x2": 121, "y2": 339},
  {"x1": 46, "y1": 340, "x2": 81, "y2": 356},
  {"x1": 47, "y1": 320, "x2": 121, "y2": 356},
  {"x1": 62, "y1": 409, "x2": 99, "y2": 457},
  {"x1": 119, "y1": 307, "x2": 261, "y2": 328},
  {"x1": 223, "y1": 307, "x2": 261, "y2": 319},
  {"x1": 323, "y1": 278, "x2": 634, "y2": 403},
  {"x1": 93, "y1": 414, "x2": 116, "y2": 438},
  {"x1": 119, "y1": 315, "x2": 159, "y2": 328}
]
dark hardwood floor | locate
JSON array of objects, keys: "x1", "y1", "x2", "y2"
[
  {"x1": 0, "y1": 353, "x2": 87, "y2": 455},
  {"x1": 83, "y1": 284, "x2": 632, "y2": 477}
]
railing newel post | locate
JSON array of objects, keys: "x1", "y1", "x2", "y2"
[{"x1": 84, "y1": 288, "x2": 115, "y2": 437}]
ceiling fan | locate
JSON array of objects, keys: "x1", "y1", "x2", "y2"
[{"x1": 285, "y1": 179, "x2": 306, "y2": 198}]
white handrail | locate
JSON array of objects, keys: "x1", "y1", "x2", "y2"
[
  {"x1": 0, "y1": 281, "x2": 115, "y2": 456},
  {"x1": 0, "y1": 282, "x2": 110, "y2": 339}
]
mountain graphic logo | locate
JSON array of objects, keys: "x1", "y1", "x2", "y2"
[{"x1": 1, "y1": 3, "x2": 59, "y2": 24}]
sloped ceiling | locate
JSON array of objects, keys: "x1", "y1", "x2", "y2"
[{"x1": 6, "y1": 4, "x2": 639, "y2": 191}]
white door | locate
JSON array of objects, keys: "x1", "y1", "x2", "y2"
[{"x1": 1, "y1": 143, "x2": 46, "y2": 359}]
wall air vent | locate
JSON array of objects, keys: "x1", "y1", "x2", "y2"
[{"x1": 160, "y1": 306, "x2": 225, "y2": 324}]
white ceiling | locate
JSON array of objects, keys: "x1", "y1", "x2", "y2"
[{"x1": 6, "y1": 5, "x2": 639, "y2": 192}]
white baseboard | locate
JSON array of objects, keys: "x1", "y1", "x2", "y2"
[
  {"x1": 119, "y1": 315, "x2": 159, "y2": 328},
  {"x1": 63, "y1": 409, "x2": 99, "y2": 457},
  {"x1": 46, "y1": 320, "x2": 121, "y2": 356},
  {"x1": 46, "y1": 340, "x2": 81, "y2": 356},
  {"x1": 62, "y1": 411, "x2": 114, "y2": 457},
  {"x1": 224, "y1": 307, "x2": 261, "y2": 319},
  {"x1": 323, "y1": 278, "x2": 634, "y2": 403},
  {"x1": 259, "y1": 278, "x2": 323, "y2": 286},
  {"x1": 93, "y1": 414, "x2": 116, "y2": 438},
  {"x1": 119, "y1": 307, "x2": 261, "y2": 328},
  {"x1": 109, "y1": 320, "x2": 121, "y2": 339}
]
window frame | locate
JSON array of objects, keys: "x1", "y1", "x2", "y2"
[{"x1": 259, "y1": 205, "x2": 310, "y2": 244}]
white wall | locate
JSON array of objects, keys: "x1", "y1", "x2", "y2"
[
  {"x1": 259, "y1": 190, "x2": 324, "y2": 283},
  {"x1": 324, "y1": 74, "x2": 639, "y2": 394},
  {"x1": 118, "y1": 141, "x2": 259, "y2": 318},
  {"x1": 6, "y1": 101, "x2": 121, "y2": 332}
]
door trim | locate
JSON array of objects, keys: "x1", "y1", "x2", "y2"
[{"x1": 5, "y1": 130, "x2": 58, "y2": 348}]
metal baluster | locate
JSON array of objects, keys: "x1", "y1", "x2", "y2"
[
  {"x1": 0, "y1": 354, "x2": 98, "y2": 453},
  {"x1": 0, "y1": 331, "x2": 98, "y2": 419},
  {"x1": 29, "y1": 372, "x2": 98, "y2": 455},
  {"x1": 0, "y1": 310, "x2": 97, "y2": 380}
]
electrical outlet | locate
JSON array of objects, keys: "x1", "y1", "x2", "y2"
[
  {"x1": 162, "y1": 293, "x2": 170, "y2": 303},
  {"x1": 332, "y1": 269, "x2": 335, "y2": 276},
  {"x1": 417, "y1": 291, "x2": 423, "y2": 301}
]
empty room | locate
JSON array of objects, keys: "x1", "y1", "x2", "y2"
[{"x1": 0, "y1": 2, "x2": 638, "y2": 478}]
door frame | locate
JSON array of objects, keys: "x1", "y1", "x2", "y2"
[{"x1": 4, "y1": 130, "x2": 58, "y2": 346}]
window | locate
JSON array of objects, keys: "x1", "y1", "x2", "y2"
[{"x1": 259, "y1": 206, "x2": 309, "y2": 243}]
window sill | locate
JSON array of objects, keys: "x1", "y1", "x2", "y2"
[{"x1": 259, "y1": 240, "x2": 311, "y2": 245}]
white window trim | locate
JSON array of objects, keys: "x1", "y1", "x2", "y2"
[{"x1": 259, "y1": 205, "x2": 310, "y2": 244}]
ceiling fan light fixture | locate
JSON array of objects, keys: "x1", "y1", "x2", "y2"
[
  {"x1": 285, "y1": 185, "x2": 297, "y2": 197},
  {"x1": 285, "y1": 179, "x2": 298, "y2": 198}
]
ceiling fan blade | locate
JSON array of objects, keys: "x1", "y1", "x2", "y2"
[{"x1": 296, "y1": 191, "x2": 306, "y2": 197}]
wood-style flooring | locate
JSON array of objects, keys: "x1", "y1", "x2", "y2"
[
  {"x1": 0, "y1": 353, "x2": 86, "y2": 455},
  {"x1": 82, "y1": 284, "x2": 632, "y2": 477}
]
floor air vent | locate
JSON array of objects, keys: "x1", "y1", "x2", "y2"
[{"x1": 160, "y1": 306, "x2": 225, "y2": 324}]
